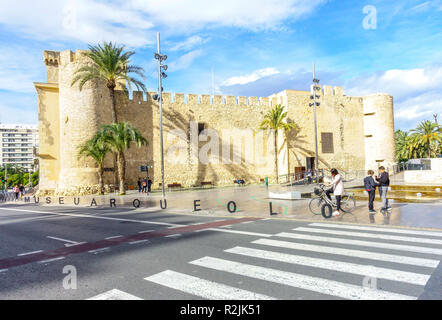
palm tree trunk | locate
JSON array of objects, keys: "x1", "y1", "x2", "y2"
[
  {"x1": 109, "y1": 87, "x2": 119, "y2": 187},
  {"x1": 274, "y1": 130, "x2": 278, "y2": 184},
  {"x1": 117, "y1": 152, "x2": 126, "y2": 195},
  {"x1": 98, "y1": 165, "x2": 104, "y2": 195}
]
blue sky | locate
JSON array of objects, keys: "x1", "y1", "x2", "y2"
[{"x1": 0, "y1": 0, "x2": 441, "y2": 130}]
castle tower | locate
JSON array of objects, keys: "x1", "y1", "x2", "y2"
[
  {"x1": 362, "y1": 94, "x2": 396, "y2": 171},
  {"x1": 57, "y1": 50, "x2": 113, "y2": 192}
]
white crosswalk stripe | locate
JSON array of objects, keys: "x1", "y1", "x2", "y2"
[
  {"x1": 145, "y1": 270, "x2": 276, "y2": 300},
  {"x1": 293, "y1": 227, "x2": 442, "y2": 245},
  {"x1": 309, "y1": 223, "x2": 442, "y2": 237},
  {"x1": 225, "y1": 246, "x2": 430, "y2": 286},
  {"x1": 252, "y1": 238, "x2": 440, "y2": 268},
  {"x1": 87, "y1": 289, "x2": 142, "y2": 300},
  {"x1": 275, "y1": 232, "x2": 442, "y2": 255},
  {"x1": 190, "y1": 256, "x2": 416, "y2": 300}
]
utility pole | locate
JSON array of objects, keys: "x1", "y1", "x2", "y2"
[
  {"x1": 309, "y1": 63, "x2": 321, "y2": 181},
  {"x1": 154, "y1": 32, "x2": 168, "y2": 202}
]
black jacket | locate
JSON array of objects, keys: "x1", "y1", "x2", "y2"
[
  {"x1": 376, "y1": 172, "x2": 390, "y2": 187},
  {"x1": 364, "y1": 176, "x2": 378, "y2": 191}
]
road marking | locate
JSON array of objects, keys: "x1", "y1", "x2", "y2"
[
  {"x1": 37, "y1": 257, "x2": 65, "y2": 264},
  {"x1": 0, "y1": 269, "x2": 7, "y2": 273},
  {"x1": 309, "y1": 223, "x2": 442, "y2": 237},
  {"x1": 17, "y1": 250, "x2": 43, "y2": 256},
  {"x1": 105, "y1": 235, "x2": 123, "y2": 240},
  {"x1": 145, "y1": 270, "x2": 276, "y2": 300},
  {"x1": 225, "y1": 246, "x2": 430, "y2": 286},
  {"x1": 207, "y1": 228, "x2": 272, "y2": 237},
  {"x1": 47, "y1": 236, "x2": 80, "y2": 244},
  {"x1": 87, "y1": 289, "x2": 142, "y2": 300},
  {"x1": 252, "y1": 238, "x2": 440, "y2": 268},
  {"x1": 0, "y1": 208, "x2": 183, "y2": 227},
  {"x1": 129, "y1": 240, "x2": 150, "y2": 245},
  {"x1": 165, "y1": 234, "x2": 182, "y2": 238},
  {"x1": 65, "y1": 242, "x2": 87, "y2": 247},
  {"x1": 88, "y1": 248, "x2": 110, "y2": 254},
  {"x1": 190, "y1": 256, "x2": 416, "y2": 300},
  {"x1": 138, "y1": 230, "x2": 154, "y2": 234},
  {"x1": 293, "y1": 227, "x2": 442, "y2": 245},
  {"x1": 275, "y1": 232, "x2": 442, "y2": 255}
]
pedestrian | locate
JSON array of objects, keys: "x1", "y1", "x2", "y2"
[
  {"x1": 137, "y1": 178, "x2": 142, "y2": 193},
  {"x1": 325, "y1": 168, "x2": 344, "y2": 217},
  {"x1": 13, "y1": 185, "x2": 19, "y2": 201},
  {"x1": 375, "y1": 166, "x2": 391, "y2": 214},
  {"x1": 307, "y1": 169, "x2": 312, "y2": 184},
  {"x1": 147, "y1": 178, "x2": 152, "y2": 193},
  {"x1": 142, "y1": 178, "x2": 147, "y2": 193},
  {"x1": 19, "y1": 184, "x2": 25, "y2": 198},
  {"x1": 364, "y1": 170, "x2": 378, "y2": 214}
]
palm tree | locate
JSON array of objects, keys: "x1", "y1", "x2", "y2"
[
  {"x1": 78, "y1": 133, "x2": 109, "y2": 195},
  {"x1": 395, "y1": 130, "x2": 410, "y2": 162},
  {"x1": 410, "y1": 120, "x2": 441, "y2": 158},
  {"x1": 71, "y1": 42, "x2": 147, "y2": 123},
  {"x1": 99, "y1": 122, "x2": 148, "y2": 195},
  {"x1": 259, "y1": 104, "x2": 298, "y2": 182}
]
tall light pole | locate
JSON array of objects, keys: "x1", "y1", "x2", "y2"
[
  {"x1": 309, "y1": 63, "x2": 321, "y2": 180},
  {"x1": 154, "y1": 32, "x2": 168, "y2": 202}
]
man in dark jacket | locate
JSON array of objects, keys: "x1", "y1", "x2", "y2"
[
  {"x1": 364, "y1": 170, "x2": 378, "y2": 214},
  {"x1": 375, "y1": 166, "x2": 391, "y2": 213}
]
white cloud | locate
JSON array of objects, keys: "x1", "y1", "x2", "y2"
[
  {"x1": 168, "y1": 50, "x2": 204, "y2": 72},
  {"x1": 0, "y1": 0, "x2": 326, "y2": 47},
  {"x1": 169, "y1": 36, "x2": 209, "y2": 51},
  {"x1": 221, "y1": 68, "x2": 280, "y2": 86}
]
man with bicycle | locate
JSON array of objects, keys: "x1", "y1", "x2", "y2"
[{"x1": 325, "y1": 168, "x2": 344, "y2": 217}]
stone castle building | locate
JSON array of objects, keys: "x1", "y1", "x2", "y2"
[{"x1": 35, "y1": 49, "x2": 396, "y2": 195}]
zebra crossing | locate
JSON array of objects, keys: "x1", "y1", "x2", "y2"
[{"x1": 88, "y1": 222, "x2": 442, "y2": 300}]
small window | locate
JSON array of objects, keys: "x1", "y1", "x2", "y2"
[
  {"x1": 321, "y1": 132, "x2": 334, "y2": 154},
  {"x1": 198, "y1": 123, "x2": 206, "y2": 135}
]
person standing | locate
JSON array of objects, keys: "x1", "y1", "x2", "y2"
[
  {"x1": 137, "y1": 178, "x2": 142, "y2": 193},
  {"x1": 376, "y1": 166, "x2": 391, "y2": 214},
  {"x1": 364, "y1": 170, "x2": 378, "y2": 214},
  {"x1": 19, "y1": 184, "x2": 25, "y2": 198},
  {"x1": 13, "y1": 185, "x2": 19, "y2": 201},
  {"x1": 147, "y1": 178, "x2": 152, "y2": 193},
  {"x1": 325, "y1": 168, "x2": 344, "y2": 217},
  {"x1": 142, "y1": 178, "x2": 147, "y2": 193}
]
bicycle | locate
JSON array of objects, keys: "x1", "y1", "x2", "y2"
[{"x1": 308, "y1": 184, "x2": 356, "y2": 218}]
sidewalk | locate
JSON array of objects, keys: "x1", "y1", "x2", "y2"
[{"x1": 5, "y1": 184, "x2": 442, "y2": 230}]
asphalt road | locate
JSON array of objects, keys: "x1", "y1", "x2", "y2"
[{"x1": 0, "y1": 204, "x2": 441, "y2": 300}]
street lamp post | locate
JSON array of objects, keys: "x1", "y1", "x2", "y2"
[
  {"x1": 154, "y1": 32, "x2": 168, "y2": 202},
  {"x1": 309, "y1": 63, "x2": 321, "y2": 181}
]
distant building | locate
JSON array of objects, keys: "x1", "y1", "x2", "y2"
[{"x1": 0, "y1": 124, "x2": 38, "y2": 171}]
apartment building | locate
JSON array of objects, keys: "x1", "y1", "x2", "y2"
[{"x1": 0, "y1": 124, "x2": 38, "y2": 171}]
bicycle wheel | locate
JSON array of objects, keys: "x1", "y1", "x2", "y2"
[
  {"x1": 321, "y1": 203, "x2": 333, "y2": 219},
  {"x1": 341, "y1": 195, "x2": 356, "y2": 213},
  {"x1": 309, "y1": 197, "x2": 324, "y2": 215}
]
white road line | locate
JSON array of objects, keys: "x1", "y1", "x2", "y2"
[
  {"x1": 145, "y1": 270, "x2": 276, "y2": 300},
  {"x1": 105, "y1": 235, "x2": 123, "y2": 240},
  {"x1": 129, "y1": 240, "x2": 150, "y2": 245},
  {"x1": 0, "y1": 269, "x2": 8, "y2": 273},
  {"x1": 65, "y1": 242, "x2": 87, "y2": 247},
  {"x1": 252, "y1": 238, "x2": 440, "y2": 268},
  {"x1": 37, "y1": 257, "x2": 65, "y2": 264},
  {"x1": 275, "y1": 232, "x2": 442, "y2": 255},
  {"x1": 225, "y1": 246, "x2": 430, "y2": 286},
  {"x1": 88, "y1": 248, "x2": 110, "y2": 254},
  {"x1": 0, "y1": 208, "x2": 183, "y2": 227},
  {"x1": 47, "y1": 236, "x2": 79, "y2": 244},
  {"x1": 165, "y1": 234, "x2": 182, "y2": 238},
  {"x1": 309, "y1": 223, "x2": 442, "y2": 237},
  {"x1": 207, "y1": 228, "x2": 272, "y2": 237},
  {"x1": 17, "y1": 250, "x2": 43, "y2": 256},
  {"x1": 87, "y1": 289, "x2": 143, "y2": 300},
  {"x1": 190, "y1": 257, "x2": 416, "y2": 300},
  {"x1": 138, "y1": 230, "x2": 154, "y2": 234},
  {"x1": 293, "y1": 227, "x2": 442, "y2": 245}
]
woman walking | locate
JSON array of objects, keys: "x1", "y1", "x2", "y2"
[
  {"x1": 325, "y1": 168, "x2": 344, "y2": 217},
  {"x1": 13, "y1": 185, "x2": 20, "y2": 201}
]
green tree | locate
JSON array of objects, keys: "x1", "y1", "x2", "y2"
[
  {"x1": 31, "y1": 171, "x2": 39, "y2": 187},
  {"x1": 410, "y1": 120, "x2": 441, "y2": 158},
  {"x1": 78, "y1": 134, "x2": 110, "y2": 195},
  {"x1": 71, "y1": 42, "x2": 147, "y2": 123},
  {"x1": 98, "y1": 122, "x2": 148, "y2": 195},
  {"x1": 259, "y1": 104, "x2": 298, "y2": 182}
]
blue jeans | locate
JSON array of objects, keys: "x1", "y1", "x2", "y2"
[{"x1": 379, "y1": 186, "x2": 389, "y2": 210}]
